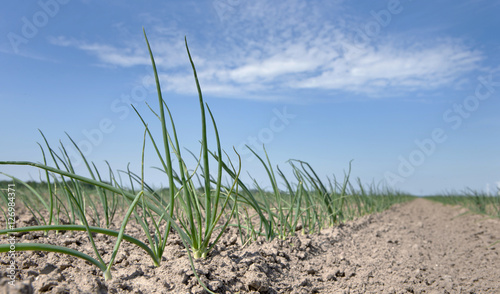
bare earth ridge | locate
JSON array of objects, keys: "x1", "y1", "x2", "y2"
[{"x1": 2, "y1": 198, "x2": 499, "y2": 293}]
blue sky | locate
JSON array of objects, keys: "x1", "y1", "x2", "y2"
[{"x1": 1, "y1": 0, "x2": 499, "y2": 196}]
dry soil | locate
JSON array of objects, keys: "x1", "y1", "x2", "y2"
[{"x1": 1, "y1": 198, "x2": 499, "y2": 293}]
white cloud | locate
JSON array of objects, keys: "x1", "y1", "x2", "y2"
[
  {"x1": 294, "y1": 39, "x2": 483, "y2": 94},
  {"x1": 48, "y1": 35, "x2": 188, "y2": 68},
  {"x1": 48, "y1": 0, "x2": 484, "y2": 100}
]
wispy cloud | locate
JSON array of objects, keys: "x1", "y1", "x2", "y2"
[
  {"x1": 48, "y1": 0, "x2": 484, "y2": 100},
  {"x1": 48, "y1": 35, "x2": 186, "y2": 68},
  {"x1": 293, "y1": 39, "x2": 483, "y2": 94}
]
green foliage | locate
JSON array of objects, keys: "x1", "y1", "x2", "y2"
[
  {"x1": 428, "y1": 189, "x2": 500, "y2": 218},
  {"x1": 0, "y1": 30, "x2": 415, "y2": 292}
]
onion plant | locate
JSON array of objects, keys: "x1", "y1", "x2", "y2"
[
  {"x1": 429, "y1": 189, "x2": 500, "y2": 219},
  {"x1": 137, "y1": 30, "x2": 242, "y2": 259},
  {"x1": 289, "y1": 159, "x2": 352, "y2": 226},
  {"x1": 0, "y1": 123, "x2": 159, "y2": 280},
  {"x1": 0, "y1": 27, "x2": 418, "y2": 293},
  {"x1": 0, "y1": 29, "x2": 242, "y2": 287},
  {"x1": 246, "y1": 145, "x2": 303, "y2": 240},
  {"x1": 0, "y1": 174, "x2": 52, "y2": 227}
]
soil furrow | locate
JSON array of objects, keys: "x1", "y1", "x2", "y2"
[{"x1": 1, "y1": 198, "x2": 499, "y2": 293}]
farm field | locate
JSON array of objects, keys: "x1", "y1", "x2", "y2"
[
  {"x1": 1, "y1": 196, "x2": 499, "y2": 293},
  {"x1": 1, "y1": 26, "x2": 500, "y2": 294}
]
